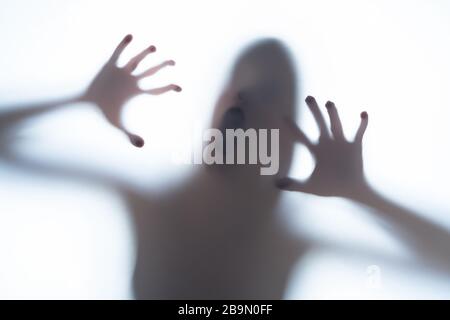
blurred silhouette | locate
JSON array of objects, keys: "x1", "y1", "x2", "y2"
[{"x1": 0, "y1": 35, "x2": 449, "y2": 299}]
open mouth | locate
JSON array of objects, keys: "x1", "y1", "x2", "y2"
[
  {"x1": 219, "y1": 106, "x2": 245, "y2": 131},
  {"x1": 218, "y1": 106, "x2": 245, "y2": 164}
]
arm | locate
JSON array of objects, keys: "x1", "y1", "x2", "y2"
[
  {"x1": 0, "y1": 34, "x2": 181, "y2": 191},
  {"x1": 349, "y1": 183, "x2": 450, "y2": 273},
  {"x1": 277, "y1": 96, "x2": 450, "y2": 274},
  {"x1": 0, "y1": 96, "x2": 79, "y2": 134}
]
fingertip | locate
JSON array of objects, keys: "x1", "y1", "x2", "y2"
[
  {"x1": 361, "y1": 111, "x2": 368, "y2": 119},
  {"x1": 325, "y1": 101, "x2": 334, "y2": 109},
  {"x1": 275, "y1": 177, "x2": 293, "y2": 189},
  {"x1": 168, "y1": 60, "x2": 176, "y2": 66},
  {"x1": 305, "y1": 95, "x2": 315, "y2": 103},
  {"x1": 134, "y1": 141, "x2": 144, "y2": 148},
  {"x1": 130, "y1": 135, "x2": 144, "y2": 148},
  {"x1": 173, "y1": 85, "x2": 182, "y2": 92},
  {"x1": 124, "y1": 34, "x2": 133, "y2": 42},
  {"x1": 149, "y1": 45, "x2": 156, "y2": 52}
]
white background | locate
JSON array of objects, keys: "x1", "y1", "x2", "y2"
[{"x1": 0, "y1": 0, "x2": 449, "y2": 299}]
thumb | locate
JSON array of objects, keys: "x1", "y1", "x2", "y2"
[{"x1": 275, "y1": 177, "x2": 310, "y2": 193}]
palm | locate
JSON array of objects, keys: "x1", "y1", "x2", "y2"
[
  {"x1": 278, "y1": 96, "x2": 368, "y2": 198},
  {"x1": 85, "y1": 63, "x2": 140, "y2": 120},
  {"x1": 304, "y1": 136, "x2": 365, "y2": 197}
]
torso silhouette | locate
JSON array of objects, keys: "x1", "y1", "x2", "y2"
[{"x1": 126, "y1": 168, "x2": 304, "y2": 299}]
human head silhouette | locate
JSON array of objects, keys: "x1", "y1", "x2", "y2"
[{"x1": 210, "y1": 38, "x2": 298, "y2": 181}]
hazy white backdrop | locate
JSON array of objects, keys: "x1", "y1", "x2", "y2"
[{"x1": 0, "y1": 0, "x2": 449, "y2": 299}]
